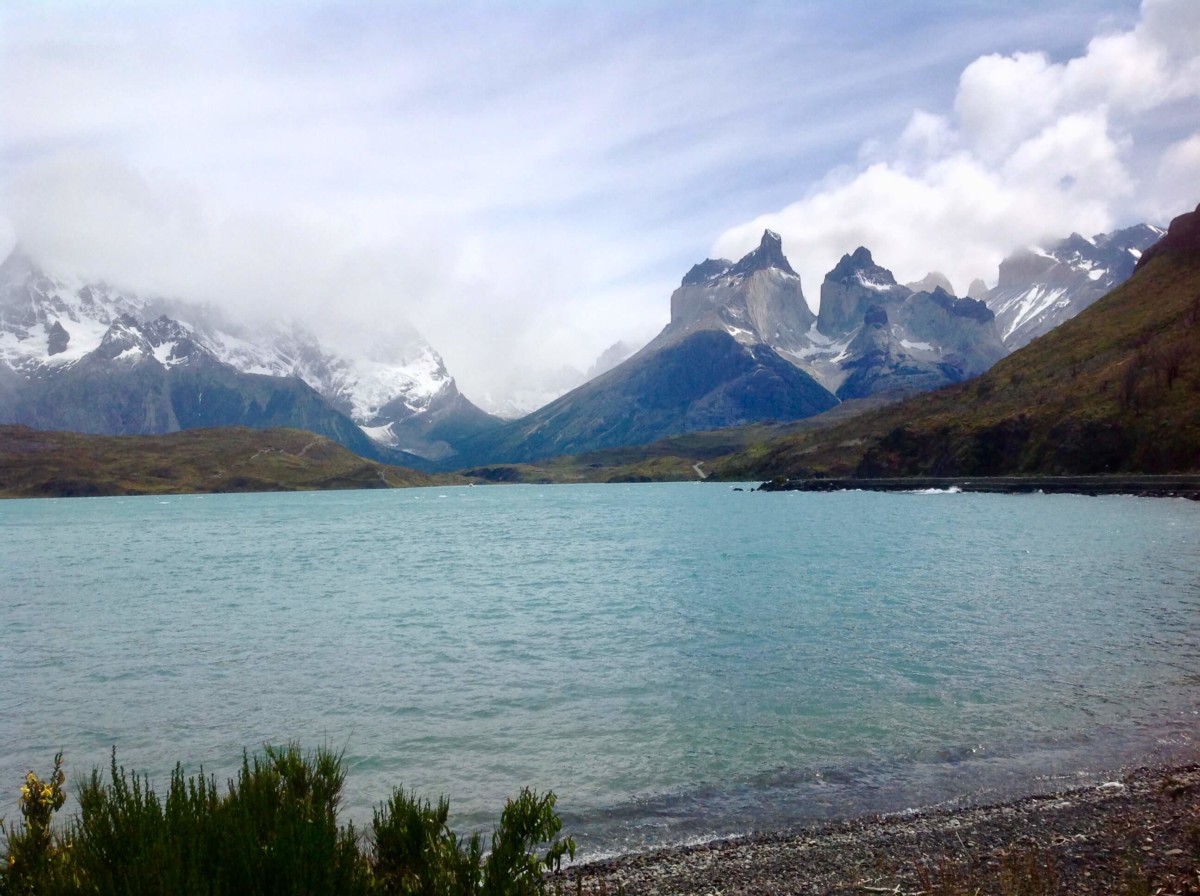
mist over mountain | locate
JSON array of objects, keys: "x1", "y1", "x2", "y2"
[
  {"x1": 0, "y1": 248, "x2": 500, "y2": 463},
  {"x1": 983, "y1": 224, "x2": 1166, "y2": 349},
  {"x1": 0, "y1": 205, "x2": 1168, "y2": 474},
  {"x1": 449, "y1": 229, "x2": 1036, "y2": 467}
]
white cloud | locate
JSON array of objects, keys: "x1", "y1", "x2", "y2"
[
  {"x1": 715, "y1": 0, "x2": 1200, "y2": 301},
  {"x1": 2, "y1": 1, "x2": 1195, "y2": 407},
  {"x1": 1144, "y1": 134, "x2": 1200, "y2": 222}
]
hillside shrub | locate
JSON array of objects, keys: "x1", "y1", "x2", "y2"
[{"x1": 0, "y1": 748, "x2": 574, "y2": 896}]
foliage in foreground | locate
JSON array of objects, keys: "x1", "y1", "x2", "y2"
[{"x1": 0, "y1": 747, "x2": 575, "y2": 896}]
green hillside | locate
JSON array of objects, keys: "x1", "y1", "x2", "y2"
[{"x1": 0, "y1": 426, "x2": 442, "y2": 498}]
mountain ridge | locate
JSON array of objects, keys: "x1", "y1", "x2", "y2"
[
  {"x1": 713, "y1": 202, "x2": 1200, "y2": 481},
  {"x1": 0, "y1": 249, "x2": 501, "y2": 463}
]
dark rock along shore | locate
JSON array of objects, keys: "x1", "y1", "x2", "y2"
[
  {"x1": 758, "y1": 475, "x2": 1200, "y2": 500},
  {"x1": 559, "y1": 764, "x2": 1200, "y2": 895}
]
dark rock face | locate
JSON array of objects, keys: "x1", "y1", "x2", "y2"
[
  {"x1": 862, "y1": 305, "x2": 889, "y2": 327},
  {"x1": 46, "y1": 321, "x2": 69, "y2": 355},
  {"x1": 1137, "y1": 203, "x2": 1200, "y2": 270},
  {"x1": 682, "y1": 258, "x2": 734, "y2": 286}
]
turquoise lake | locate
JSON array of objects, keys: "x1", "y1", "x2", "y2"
[{"x1": 2, "y1": 483, "x2": 1198, "y2": 856}]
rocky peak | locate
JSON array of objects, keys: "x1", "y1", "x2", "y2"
[
  {"x1": 681, "y1": 258, "x2": 733, "y2": 287},
  {"x1": 141, "y1": 315, "x2": 192, "y2": 346},
  {"x1": 1099, "y1": 223, "x2": 1166, "y2": 255},
  {"x1": 817, "y1": 247, "x2": 909, "y2": 337},
  {"x1": 905, "y1": 271, "x2": 955, "y2": 295},
  {"x1": 728, "y1": 230, "x2": 798, "y2": 279},
  {"x1": 46, "y1": 320, "x2": 70, "y2": 356},
  {"x1": 928, "y1": 288, "x2": 994, "y2": 323},
  {"x1": 92, "y1": 314, "x2": 154, "y2": 363},
  {"x1": 1136, "y1": 203, "x2": 1200, "y2": 270},
  {"x1": 827, "y1": 247, "x2": 897, "y2": 288}
]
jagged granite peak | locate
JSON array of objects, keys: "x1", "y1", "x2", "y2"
[
  {"x1": 728, "y1": 230, "x2": 798, "y2": 279},
  {"x1": 832, "y1": 284, "x2": 1006, "y2": 401},
  {"x1": 681, "y1": 258, "x2": 734, "y2": 286},
  {"x1": 666, "y1": 230, "x2": 814, "y2": 351},
  {"x1": 986, "y1": 221, "x2": 1165, "y2": 348},
  {"x1": 827, "y1": 247, "x2": 899, "y2": 287},
  {"x1": 905, "y1": 272, "x2": 955, "y2": 296},
  {"x1": 817, "y1": 247, "x2": 910, "y2": 338}
]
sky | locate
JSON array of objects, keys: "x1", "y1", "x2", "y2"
[{"x1": 1, "y1": 0, "x2": 1198, "y2": 411}]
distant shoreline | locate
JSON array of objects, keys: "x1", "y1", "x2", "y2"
[
  {"x1": 758, "y1": 474, "x2": 1200, "y2": 500},
  {"x1": 562, "y1": 763, "x2": 1200, "y2": 895}
]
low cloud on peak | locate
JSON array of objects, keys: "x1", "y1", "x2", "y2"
[
  {"x1": 1, "y1": 1, "x2": 1194, "y2": 405},
  {"x1": 714, "y1": 0, "x2": 1200, "y2": 303}
]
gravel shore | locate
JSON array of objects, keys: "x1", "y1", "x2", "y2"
[{"x1": 560, "y1": 764, "x2": 1200, "y2": 895}]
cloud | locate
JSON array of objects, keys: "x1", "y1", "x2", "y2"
[
  {"x1": 714, "y1": 0, "x2": 1200, "y2": 302},
  {"x1": 2, "y1": 1, "x2": 1194, "y2": 407},
  {"x1": 1147, "y1": 135, "x2": 1200, "y2": 221}
]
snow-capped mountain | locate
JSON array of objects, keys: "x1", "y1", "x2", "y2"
[
  {"x1": 806, "y1": 247, "x2": 1007, "y2": 399},
  {"x1": 663, "y1": 232, "x2": 1006, "y2": 401},
  {"x1": 0, "y1": 248, "x2": 499, "y2": 461},
  {"x1": 984, "y1": 224, "x2": 1165, "y2": 349},
  {"x1": 449, "y1": 231, "x2": 1011, "y2": 466}
]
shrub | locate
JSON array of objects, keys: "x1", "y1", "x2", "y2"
[
  {"x1": 0, "y1": 753, "x2": 69, "y2": 895},
  {"x1": 1, "y1": 749, "x2": 572, "y2": 896}
]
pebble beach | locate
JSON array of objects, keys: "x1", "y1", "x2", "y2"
[{"x1": 561, "y1": 763, "x2": 1200, "y2": 895}]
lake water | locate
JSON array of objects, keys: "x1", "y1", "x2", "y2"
[{"x1": 2, "y1": 483, "x2": 1198, "y2": 856}]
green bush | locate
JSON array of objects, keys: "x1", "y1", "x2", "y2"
[{"x1": 0, "y1": 748, "x2": 574, "y2": 896}]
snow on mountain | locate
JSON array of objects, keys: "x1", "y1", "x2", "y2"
[
  {"x1": 985, "y1": 224, "x2": 1165, "y2": 349},
  {"x1": 0, "y1": 247, "x2": 497, "y2": 459}
]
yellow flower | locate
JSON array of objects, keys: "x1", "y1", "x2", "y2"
[{"x1": 20, "y1": 784, "x2": 30, "y2": 798}]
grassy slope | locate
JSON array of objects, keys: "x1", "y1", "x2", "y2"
[
  {"x1": 0, "y1": 425, "x2": 445, "y2": 498},
  {"x1": 712, "y1": 245, "x2": 1200, "y2": 480},
  {"x1": 453, "y1": 398, "x2": 899, "y2": 483}
]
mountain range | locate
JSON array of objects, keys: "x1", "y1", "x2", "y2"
[
  {"x1": 448, "y1": 222, "x2": 1159, "y2": 467},
  {"x1": 982, "y1": 223, "x2": 1164, "y2": 349},
  {"x1": 712, "y1": 202, "x2": 1200, "y2": 480},
  {"x1": 0, "y1": 249, "x2": 499, "y2": 465},
  {"x1": 0, "y1": 215, "x2": 1165, "y2": 472}
]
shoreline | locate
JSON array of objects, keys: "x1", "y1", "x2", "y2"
[
  {"x1": 560, "y1": 762, "x2": 1200, "y2": 895},
  {"x1": 757, "y1": 474, "x2": 1200, "y2": 500}
]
